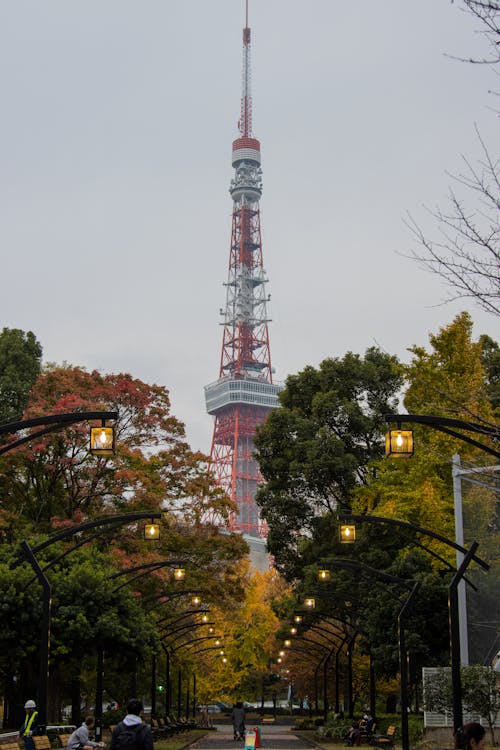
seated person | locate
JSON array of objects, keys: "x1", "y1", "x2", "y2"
[
  {"x1": 345, "y1": 722, "x2": 361, "y2": 746},
  {"x1": 67, "y1": 717, "x2": 105, "y2": 750}
]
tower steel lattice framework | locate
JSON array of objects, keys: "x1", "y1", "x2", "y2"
[{"x1": 204, "y1": 4, "x2": 281, "y2": 538}]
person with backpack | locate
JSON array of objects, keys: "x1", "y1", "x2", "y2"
[{"x1": 109, "y1": 699, "x2": 153, "y2": 750}]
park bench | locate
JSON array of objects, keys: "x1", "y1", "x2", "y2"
[
  {"x1": 0, "y1": 741, "x2": 21, "y2": 750},
  {"x1": 33, "y1": 736, "x2": 51, "y2": 750},
  {"x1": 57, "y1": 735, "x2": 72, "y2": 748},
  {"x1": 372, "y1": 726, "x2": 396, "y2": 748}
]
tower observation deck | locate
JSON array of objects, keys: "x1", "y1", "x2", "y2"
[{"x1": 204, "y1": 5, "x2": 281, "y2": 538}]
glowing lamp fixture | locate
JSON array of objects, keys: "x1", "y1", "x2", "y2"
[
  {"x1": 290, "y1": 626, "x2": 297, "y2": 635},
  {"x1": 340, "y1": 524, "x2": 356, "y2": 544},
  {"x1": 304, "y1": 597, "x2": 315, "y2": 609},
  {"x1": 215, "y1": 639, "x2": 221, "y2": 647},
  {"x1": 90, "y1": 424, "x2": 115, "y2": 457},
  {"x1": 385, "y1": 428, "x2": 414, "y2": 458},
  {"x1": 201, "y1": 613, "x2": 209, "y2": 623},
  {"x1": 284, "y1": 639, "x2": 292, "y2": 648},
  {"x1": 294, "y1": 615, "x2": 302, "y2": 624},
  {"x1": 318, "y1": 568, "x2": 331, "y2": 581},
  {"x1": 173, "y1": 567, "x2": 185, "y2": 581},
  {"x1": 192, "y1": 596, "x2": 201, "y2": 606},
  {"x1": 144, "y1": 522, "x2": 160, "y2": 540},
  {"x1": 279, "y1": 650, "x2": 285, "y2": 657}
]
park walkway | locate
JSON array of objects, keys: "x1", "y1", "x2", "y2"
[{"x1": 190, "y1": 724, "x2": 318, "y2": 750}]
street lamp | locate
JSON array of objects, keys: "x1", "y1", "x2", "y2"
[
  {"x1": 384, "y1": 413, "x2": 499, "y2": 459},
  {"x1": 339, "y1": 524, "x2": 356, "y2": 543},
  {"x1": 89, "y1": 424, "x2": 115, "y2": 456},
  {"x1": 385, "y1": 427, "x2": 414, "y2": 458},
  {"x1": 144, "y1": 522, "x2": 161, "y2": 540}
]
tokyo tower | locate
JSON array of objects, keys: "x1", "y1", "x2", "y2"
[{"x1": 204, "y1": 1, "x2": 281, "y2": 539}]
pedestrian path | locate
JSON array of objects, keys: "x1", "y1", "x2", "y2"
[{"x1": 190, "y1": 724, "x2": 317, "y2": 750}]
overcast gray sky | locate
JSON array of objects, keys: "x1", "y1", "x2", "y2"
[{"x1": 1, "y1": 1, "x2": 498, "y2": 452}]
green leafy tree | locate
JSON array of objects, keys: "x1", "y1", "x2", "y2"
[
  {"x1": 254, "y1": 347, "x2": 402, "y2": 580},
  {"x1": 0, "y1": 328, "x2": 42, "y2": 425}
]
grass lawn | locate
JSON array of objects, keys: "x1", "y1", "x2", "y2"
[{"x1": 154, "y1": 729, "x2": 209, "y2": 750}]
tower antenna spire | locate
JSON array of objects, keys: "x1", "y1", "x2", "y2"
[{"x1": 241, "y1": 0, "x2": 252, "y2": 137}]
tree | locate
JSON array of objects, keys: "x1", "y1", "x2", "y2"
[
  {"x1": 406, "y1": 127, "x2": 499, "y2": 316},
  {"x1": 407, "y1": 0, "x2": 500, "y2": 316},
  {"x1": 0, "y1": 328, "x2": 42, "y2": 425},
  {"x1": 0, "y1": 365, "x2": 234, "y2": 536},
  {"x1": 254, "y1": 347, "x2": 403, "y2": 580},
  {"x1": 195, "y1": 567, "x2": 287, "y2": 703},
  {"x1": 0, "y1": 364, "x2": 249, "y2": 720},
  {"x1": 451, "y1": 2, "x2": 500, "y2": 66}
]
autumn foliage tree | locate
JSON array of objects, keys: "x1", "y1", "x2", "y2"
[{"x1": 0, "y1": 363, "x2": 248, "y2": 723}]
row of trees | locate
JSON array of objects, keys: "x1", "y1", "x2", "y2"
[
  {"x1": 0, "y1": 328, "x2": 279, "y2": 724},
  {"x1": 253, "y1": 312, "x2": 499, "y2": 712},
  {"x1": 0, "y1": 307, "x2": 498, "y2": 723}
]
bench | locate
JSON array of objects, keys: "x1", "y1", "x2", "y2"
[
  {"x1": 58, "y1": 736, "x2": 72, "y2": 748},
  {"x1": 372, "y1": 726, "x2": 396, "y2": 748},
  {"x1": 0, "y1": 742, "x2": 21, "y2": 750},
  {"x1": 261, "y1": 717, "x2": 275, "y2": 724},
  {"x1": 33, "y1": 737, "x2": 52, "y2": 750}
]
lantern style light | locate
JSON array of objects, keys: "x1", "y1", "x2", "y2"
[
  {"x1": 192, "y1": 596, "x2": 201, "y2": 606},
  {"x1": 290, "y1": 626, "x2": 297, "y2": 635},
  {"x1": 340, "y1": 524, "x2": 356, "y2": 544},
  {"x1": 201, "y1": 613, "x2": 209, "y2": 623},
  {"x1": 215, "y1": 639, "x2": 221, "y2": 647},
  {"x1": 279, "y1": 650, "x2": 285, "y2": 657},
  {"x1": 385, "y1": 428, "x2": 414, "y2": 458},
  {"x1": 304, "y1": 597, "x2": 315, "y2": 609},
  {"x1": 173, "y1": 567, "x2": 185, "y2": 581},
  {"x1": 318, "y1": 568, "x2": 331, "y2": 582},
  {"x1": 284, "y1": 639, "x2": 292, "y2": 648},
  {"x1": 90, "y1": 425, "x2": 115, "y2": 456},
  {"x1": 222, "y1": 657, "x2": 228, "y2": 664},
  {"x1": 208, "y1": 627, "x2": 215, "y2": 634},
  {"x1": 294, "y1": 615, "x2": 302, "y2": 624},
  {"x1": 277, "y1": 657, "x2": 282, "y2": 664},
  {"x1": 144, "y1": 522, "x2": 160, "y2": 540}
]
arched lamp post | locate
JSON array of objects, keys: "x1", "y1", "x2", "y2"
[
  {"x1": 338, "y1": 513, "x2": 489, "y2": 733},
  {"x1": 10, "y1": 511, "x2": 161, "y2": 730}
]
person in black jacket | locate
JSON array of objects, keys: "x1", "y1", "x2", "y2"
[
  {"x1": 231, "y1": 702, "x2": 245, "y2": 741},
  {"x1": 109, "y1": 700, "x2": 153, "y2": 750}
]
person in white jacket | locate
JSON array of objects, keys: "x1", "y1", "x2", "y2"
[{"x1": 67, "y1": 717, "x2": 105, "y2": 750}]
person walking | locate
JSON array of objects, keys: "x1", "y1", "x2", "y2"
[
  {"x1": 67, "y1": 717, "x2": 105, "y2": 750},
  {"x1": 231, "y1": 702, "x2": 245, "y2": 742},
  {"x1": 109, "y1": 699, "x2": 153, "y2": 750},
  {"x1": 18, "y1": 700, "x2": 39, "y2": 750}
]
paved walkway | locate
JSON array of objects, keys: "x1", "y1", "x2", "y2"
[{"x1": 191, "y1": 724, "x2": 317, "y2": 750}]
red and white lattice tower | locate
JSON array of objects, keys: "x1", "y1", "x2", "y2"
[{"x1": 204, "y1": 2, "x2": 281, "y2": 538}]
